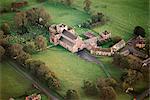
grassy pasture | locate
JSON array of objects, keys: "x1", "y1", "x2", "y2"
[
  {"x1": 0, "y1": 61, "x2": 32, "y2": 100},
  {"x1": 32, "y1": 46, "x2": 106, "y2": 99},
  {"x1": 0, "y1": 0, "x2": 148, "y2": 99},
  {"x1": 33, "y1": 46, "x2": 132, "y2": 100},
  {"x1": 73, "y1": 0, "x2": 149, "y2": 41}
]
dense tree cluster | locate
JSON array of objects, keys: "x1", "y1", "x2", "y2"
[
  {"x1": 25, "y1": 59, "x2": 60, "y2": 89},
  {"x1": 0, "y1": 30, "x2": 11, "y2": 61},
  {"x1": 113, "y1": 53, "x2": 130, "y2": 68},
  {"x1": 96, "y1": 78, "x2": 117, "y2": 100},
  {"x1": 23, "y1": 41, "x2": 37, "y2": 54},
  {"x1": 100, "y1": 86, "x2": 117, "y2": 100},
  {"x1": 14, "y1": 8, "x2": 50, "y2": 34},
  {"x1": 113, "y1": 52, "x2": 149, "y2": 92},
  {"x1": 82, "y1": 78, "x2": 117, "y2": 100},
  {"x1": 26, "y1": 8, "x2": 50, "y2": 26},
  {"x1": 14, "y1": 11, "x2": 28, "y2": 34},
  {"x1": 121, "y1": 69, "x2": 143, "y2": 91}
]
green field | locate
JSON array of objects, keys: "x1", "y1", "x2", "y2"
[
  {"x1": 0, "y1": 0, "x2": 148, "y2": 99},
  {"x1": 1, "y1": 0, "x2": 148, "y2": 39},
  {"x1": 33, "y1": 46, "x2": 106, "y2": 99},
  {"x1": 0, "y1": 61, "x2": 32, "y2": 100},
  {"x1": 73, "y1": 0, "x2": 149, "y2": 41},
  {"x1": 33, "y1": 46, "x2": 132, "y2": 100},
  {"x1": 97, "y1": 56, "x2": 123, "y2": 80}
]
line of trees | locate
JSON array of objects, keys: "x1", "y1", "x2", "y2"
[
  {"x1": 0, "y1": 30, "x2": 60, "y2": 89},
  {"x1": 7, "y1": 43, "x2": 60, "y2": 89}
]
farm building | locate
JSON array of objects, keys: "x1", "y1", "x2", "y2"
[
  {"x1": 134, "y1": 36, "x2": 145, "y2": 48},
  {"x1": 49, "y1": 24, "x2": 126, "y2": 56},
  {"x1": 84, "y1": 37, "x2": 98, "y2": 50},
  {"x1": 25, "y1": 93, "x2": 41, "y2": 100},
  {"x1": 84, "y1": 32, "x2": 96, "y2": 39},
  {"x1": 49, "y1": 24, "x2": 85, "y2": 53},
  {"x1": 98, "y1": 31, "x2": 111, "y2": 42},
  {"x1": 111, "y1": 39, "x2": 126, "y2": 52},
  {"x1": 90, "y1": 47, "x2": 114, "y2": 56}
]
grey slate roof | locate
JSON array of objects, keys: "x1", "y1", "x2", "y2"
[
  {"x1": 59, "y1": 37, "x2": 75, "y2": 47},
  {"x1": 62, "y1": 30, "x2": 77, "y2": 40}
]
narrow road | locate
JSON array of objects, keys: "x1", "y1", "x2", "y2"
[
  {"x1": 76, "y1": 49, "x2": 111, "y2": 77},
  {"x1": 7, "y1": 60, "x2": 62, "y2": 100}
]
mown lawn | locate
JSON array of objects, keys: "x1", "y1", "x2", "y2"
[
  {"x1": 0, "y1": 61, "x2": 32, "y2": 100},
  {"x1": 32, "y1": 46, "x2": 106, "y2": 100}
]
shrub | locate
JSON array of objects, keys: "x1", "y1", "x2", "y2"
[
  {"x1": 101, "y1": 86, "x2": 117, "y2": 100},
  {"x1": 1, "y1": 22, "x2": 10, "y2": 34},
  {"x1": 82, "y1": 80, "x2": 98, "y2": 96},
  {"x1": 133, "y1": 26, "x2": 146, "y2": 37},
  {"x1": 65, "y1": 89, "x2": 79, "y2": 100}
]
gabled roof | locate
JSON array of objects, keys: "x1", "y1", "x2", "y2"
[
  {"x1": 128, "y1": 47, "x2": 148, "y2": 58},
  {"x1": 84, "y1": 32, "x2": 96, "y2": 38},
  {"x1": 91, "y1": 47, "x2": 111, "y2": 52},
  {"x1": 135, "y1": 35, "x2": 145, "y2": 44},
  {"x1": 59, "y1": 37, "x2": 75, "y2": 47},
  {"x1": 112, "y1": 39, "x2": 125, "y2": 48},
  {"x1": 62, "y1": 30, "x2": 77, "y2": 40}
]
